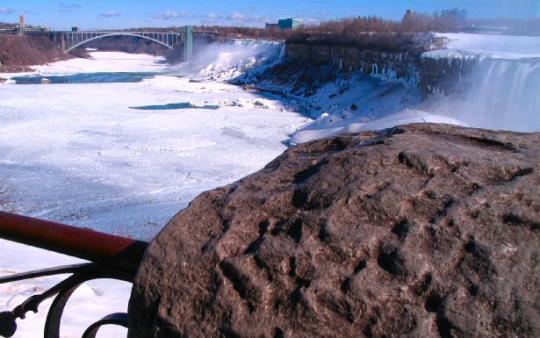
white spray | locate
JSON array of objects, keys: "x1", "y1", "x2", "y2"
[
  {"x1": 424, "y1": 33, "x2": 540, "y2": 132},
  {"x1": 171, "y1": 39, "x2": 284, "y2": 81},
  {"x1": 428, "y1": 57, "x2": 540, "y2": 132}
]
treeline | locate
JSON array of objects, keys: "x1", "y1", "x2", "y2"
[
  {"x1": 0, "y1": 22, "x2": 15, "y2": 29},
  {"x1": 0, "y1": 35, "x2": 69, "y2": 72},
  {"x1": 196, "y1": 26, "x2": 290, "y2": 39},
  {"x1": 197, "y1": 9, "x2": 469, "y2": 40},
  {"x1": 283, "y1": 12, "x2": 464, "y2": 52},
  {"x1": 193, "y1": 10, "x2": 469, "y2": 53}
]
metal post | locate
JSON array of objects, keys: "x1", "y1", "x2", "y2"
[{"x1": 183, "y1": 25, "x2": 193, "y2": 61}]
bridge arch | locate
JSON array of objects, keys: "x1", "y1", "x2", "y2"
[{"x1": 65, "y1": 32, "x2": 174, "y2": 53}]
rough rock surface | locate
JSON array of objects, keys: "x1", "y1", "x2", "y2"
[{"x1": 130, "y1": 124, "x2": 540, "y2": 338}]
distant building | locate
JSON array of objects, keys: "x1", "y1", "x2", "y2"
[
  {"x1": 265, "y1": 23, "x2": 279, "y2": 30},
  {"x1": 278, "y1": 18, "x2": 303, "y2": 30},
  {"x1": 71, "y1": 27, "x2": 79, "y2": 32},
  {"x1": 265, "y1": 18, "x2": 303, "y2": 30}
]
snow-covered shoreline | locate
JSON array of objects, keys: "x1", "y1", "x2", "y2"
[{"x1": 0, "y1": 51, "x2": 168, "y2": 80}]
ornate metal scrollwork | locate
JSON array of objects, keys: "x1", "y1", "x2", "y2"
[
  {"x1": 0, "y1": 263, "x2": 134, "y2": 338},
  {"x1": 0, "y1": 211, "x2": 148, "y2": 338}
]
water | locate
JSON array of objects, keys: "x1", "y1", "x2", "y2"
[
  {"x1": 423, "y1": 57, "x2": 540, "y2": 132},
  {"x1": 11, "y1": 71, "x2": 159, "y2": 84},
  {"x1": 454, "y1": 58, "x2": 540, "y2": 131},
  {"x1": 130, "y1": 102, "x2": 220, "y2": 110}
]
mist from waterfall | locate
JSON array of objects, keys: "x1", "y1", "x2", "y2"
[
  {"x1": 428, "y1": 57, "x2": 540, "y2": 132},
  {"x1": 466, "y1": 59, "x2": 540, "y2": 131},
  {"x1": 171, "y1": 40, "x2": 284, "y2": 81},
  {"x1": 423, "y1": 33, "x2": 540, "y2": 133}
]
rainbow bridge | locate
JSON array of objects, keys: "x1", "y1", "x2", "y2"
[{"x1": 49, "y1": 26, "x2": 195, "y2": 59}]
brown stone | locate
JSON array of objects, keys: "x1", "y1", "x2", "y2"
[{"x1": 129, "y1": 124, "x2": 540, "y2": 338}]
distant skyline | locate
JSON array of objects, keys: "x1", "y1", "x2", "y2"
[{"x1": 0, "y1": 0, "x2": 539, "y2": 30}]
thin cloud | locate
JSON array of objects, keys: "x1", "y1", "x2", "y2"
[
  {"x1": 229, "y1": 12, "x2": 245, "y2": 22},
  {"x1": 206, "y1": 11, "x2": 269, "y2": 25},
  {"x1": 101, "y1": 11, "x2": 121, "y2": 18},
  {"x1": 0, "y1": 7, "x2": 15, "y2": 15},
  {"x1": 150, "y1": 10, "x2": 268, "y2": 25},
  {"x1": 59, "y1": 3, "x2": 82, "y2": 13},
  {"x1": 226, "y1": 12, "x2": 268, "y2": 25},
  {"x1": 152, "y1": 10, "x2": 187, "y2": 20}
]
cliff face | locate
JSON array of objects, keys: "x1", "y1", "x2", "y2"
[
  {"x1": 418, "y1": 56, "x2": 477, "y2": 96},
  {"x1": 286, "y1": 43, "x2": 419, "y2": 84},
  {"x1": 283, "y1": 36, "x2": 467, "y2": 96},
  {"x1": 129, "y1": 124, "x2": 540, "y2": 338}
]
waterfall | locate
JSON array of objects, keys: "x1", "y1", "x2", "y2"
[
  {"x1": 456, "y1": 58, "x2": 540, "y2": 131},
  {"x1": 423, "y1": 33, "x2": 540, "y2": 132},
  {"x1": 427, "y1": 57, "x2": 540, "y2": 132}
]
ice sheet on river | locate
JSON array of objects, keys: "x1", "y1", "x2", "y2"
[{"x1": 0, "y1": 55, "x2": 307, "y2": 237}]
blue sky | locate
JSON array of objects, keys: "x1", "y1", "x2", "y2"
[{"x1": 0, "y1": 0, "x2": 539, "y2": 30}]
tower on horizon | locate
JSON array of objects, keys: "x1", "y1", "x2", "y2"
[{"x1": 18, "y1": 15, "x2": 26, "y2": 35}]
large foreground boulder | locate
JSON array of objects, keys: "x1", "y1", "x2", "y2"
[{"x1": 129, "y1": 124, "x2": 539, "y2": 338}]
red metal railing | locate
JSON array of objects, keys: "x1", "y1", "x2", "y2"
[
  {"x1": 0, "y1": 211, "x2": 147, "y2": 273},
  {"x1": 0, "y1": 211, "x2": 150, "y2": 338}
]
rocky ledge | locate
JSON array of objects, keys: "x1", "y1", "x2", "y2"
[{"x1": 129, "y1": 124, "x2": 539, "y2": 338}]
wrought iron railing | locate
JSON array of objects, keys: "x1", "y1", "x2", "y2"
[{"x1": 0, "y1": 211, "x2": 148, "y2": 338}]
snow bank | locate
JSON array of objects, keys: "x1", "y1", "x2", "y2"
[
  {"x1": 292, "y1": 110, "x2": 466, "y2": 144},
  {"x1": 268, "y1": 65, "x2": 470, "y2": 144},
  {"x1": 283, "y1": 71, "x2": 466, "y2": 144}
]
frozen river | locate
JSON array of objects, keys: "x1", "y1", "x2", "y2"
[
  {"x1": 0, "y1": 52, "x2": 307, "y2": 238},
  {"x1": 0, "y1": 51, "x2": 307, "y2": 337}
]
